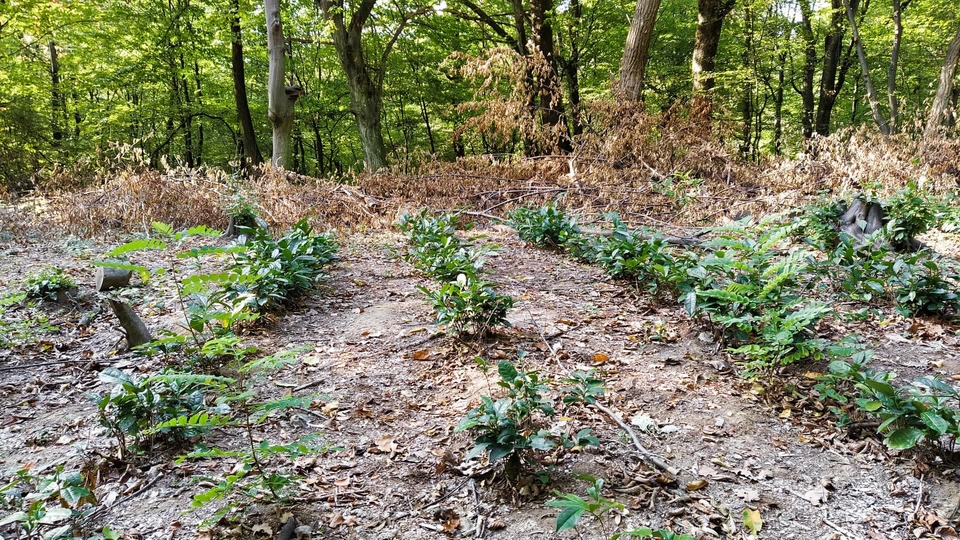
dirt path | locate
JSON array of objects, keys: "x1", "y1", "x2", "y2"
[{"x1": 1, "y1": 228, "x2": 958, "y2": 539}]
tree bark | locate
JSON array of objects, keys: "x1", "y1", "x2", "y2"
[
  {"x1": 49, "y1": 41, "x2": 64, "y2": 145},
  {"x1": 618, "y1": 0, "x2": 663, "y2": 101},
  {"x1": 814, "y1": 0, "x2": 847, "y2": 136},
  {"x1": 924, "y1": 21, "x2": 960, "y2": 138},
  {"x1": 886, "y1": 0, "x2": 909, "y2": 132},
  {"x1": 774, "y1": 51, "x2": 785, "y2": 155},
  {"x1": 107, "y1": 299, "x2": 153, "y2": 348},
  {"x1": 265, "y1": 0, "x2": 295, "y2": 168},
  {"x1": 231, "y1": 0, "x2": 264, "y2": 166},
  {"x1": 530, "y1": 0, "x2": 571, "y2": 153},
  {"x1": 560, "y1": 0, "x2": 583, "y2": 136},
  {"x1": 797, "y1": 0, "x2": 816, "y2": 139},
  {"x1": 843, "y1": 0, "x2": 890, "y2": 135},
  {"x1": 318, "y1": 0, "x2": 389, "y2": 171},
  {"x1": 691, "y1": 0, "x2": 735, "y2": 99}
]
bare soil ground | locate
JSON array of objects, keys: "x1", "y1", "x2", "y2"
[{"x1": 1, "y1": 225, "x2": 959, "y2": 540}]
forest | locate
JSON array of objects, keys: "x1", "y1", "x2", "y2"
[
  {"x1": 1, "y1": 0, "x2": 960, "y2": 539},
  {"x1": 0, "y1": 0, "x2": 959, "y2": 179}
]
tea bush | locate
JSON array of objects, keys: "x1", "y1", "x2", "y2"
[{"x1": 508, "y1": 204, "x2": 579, "y2": 249}]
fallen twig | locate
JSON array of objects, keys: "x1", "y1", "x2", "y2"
[
  {"x1": 592, "y1": 402, "x2": 680, "y2": 476},
  {"x1": 423, "y1": 478, "x2": 471, "y2": 510},
  {"x1": 81, "y1": 472, "x2": 164, "y2": 524},
  {"x1": 822, "y1": 517, "x2": 855, "y2": 538},
  {"x1": 0, "y1": 358, "x2": 115, "y2": 372}
]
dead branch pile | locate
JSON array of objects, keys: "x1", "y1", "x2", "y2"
[{"x1": 1, "y1": 109, "x2": 957, "y2": 240}]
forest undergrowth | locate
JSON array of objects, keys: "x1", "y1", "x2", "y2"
[{"x1": 1, "y1": 124, "x2": 960, "y2": 540}]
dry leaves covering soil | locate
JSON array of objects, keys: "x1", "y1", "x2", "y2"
[{"x1": 0, "y1": 226, "x2": 959, "y2": 540}]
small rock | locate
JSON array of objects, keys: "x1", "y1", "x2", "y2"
[{"x1": 294, "y1": 525, "x2": 312, "y2": 538}]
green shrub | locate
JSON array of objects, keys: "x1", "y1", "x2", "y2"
[
  {"x1": 230, "y1": 219, "x2": 338, "y2": 311},
  {"x1": 890, "y1": 253, "x2": 960, "y2": 316},
  {"x1": 457, "y1": 355, "x2": 599, "y2": 481},
  {"x1": 421, "y1": 274, "x2": 513, "y2": 336},
  {"x1": 23, "y1": 267, "x2": 75, "y2": 301},
  {"x1": 682, "y1": 219, "x2": 830, "y2": 374},
  {"x1": 397, "y1": 211, "x2": 491, "y2": 281},
  {"x1": 89, "y1": 368, "x2": 233, "y2": 459},
  {"x1": 884, "y1": 182, "x2": 937, "y2": 248},
  {"x1": 592, "y1": 229, "x2": 688, "y2": 300},
  {"x1": 817, "y1": 350, "x2": 960, "y2": 451},
  {"x1": 508, "y1": 204, "x2": 579, "y2": 249},
  {"x1": 794, "y1": 196, "x2": 844, "y2": 250},
  {"x1": 822, "y1": 233, "x2": 891, "y2": 302}
]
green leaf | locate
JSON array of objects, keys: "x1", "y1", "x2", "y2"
[
  {"x1": 920, "y1": 411, "x2": 950, "y2": 435},
  {"x1": 886, "y1": 427, "x2": 925, "y2": 450},
  {"x1": 105, "y1": 238, "x2": 166, "y2": 257},
  {"x1": 152, "y1": 222, "x2": 174, "y2": 236},
  {"x1": 554, "y1": 506, "x2": 585, "y2": 532},
  {"x1": 91, "y1": 260, "x2": 149, "y2": 275},
  {"x1": 59, "y1": 485, "x2": 91, "y2": 505},
  {"x1": 0, "y1": 511, "x2": 27, "y2": 526},
  {"x1": 497, "y1": 360, "x2": 519, "y2": 382},
  {"x1": 38, "y1": 506, "x2": 73, "y2": 524},
  {"x1": 742, "y1": 508, "x2": 763, "y2": 534}
]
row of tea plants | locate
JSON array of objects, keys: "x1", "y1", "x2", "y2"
[{"x1": 1, "y1": 218, "x2": 339, "y2": 538}]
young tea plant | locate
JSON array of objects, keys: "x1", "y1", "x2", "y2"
[
  {"x1": 420, "y1": 274, "x2": 514, "y2": 337},
  {"x1": 22, "y1": 267, "x2": 76, "y2": 302},
  {"x1": 88, "y1": 368, "x2": 233, "y2": 461},
  {"x1": 508, "y1": 204, "x2": 579, "y2": 249},
  {"x1": 456, "y1": 353, "x2": 598, "y2": 480},
  {"x1": 547, "y1": 475, "x2": 623, "y2": 536},
  {"x1": 818, "y1": 349, "x2": 960, "y2": 451},
  {"x1": 0, "y1": 465, "x2": 99, "y2": 540}
]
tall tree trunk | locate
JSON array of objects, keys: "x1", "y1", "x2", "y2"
[
  {"x1": 843, "y1": 0, "x2": 890, "y2": 135},
  {"x1": 193, "y1": 60, "x2": 204, "y2": 164},
  {"x1": 265, "y1": 0, "x2": 295, "y2": 168},
  {"x1": 232, "y1": 0, "x2": 264, "y2": 166},
  {"x1": 797, "y1": 0, "x2": 816, "y2": 138},
  {"x1": 739, "y1": 2, "x2": 753, "y2": 156},
  {"x1": 179, "y1": 52, "x2": 195, "y2": 167},
  {"x1": 318, "y1": 0, "x2": 388, "y2": 171},
  {"x1": 419, "y1": 97, "x2": 436, "y2": 154},
  {"x1": 814, "y1": 0, "x2": 847, "y2": 135},
  {"x1": 774, "y1": 51, "x2": 785, "y2": 155},
  {"x1": 924, "y1": 21, "x2": 960, "y2": 138},
  {"x1": 691, "y1": 0, "x2": 736, "y2": 101},
  {"x1": 618, "y1": 0, "x2": 663, "y2": 101},
  {"x1": 48, "y1": 41, "x2": 64, "y2": 145},
  {"x1": 530, "y1": 0, "x2": 571, "y2": 152},
  {"x1": 887, "y1": 0, "x2": 909, "y2": 132},
  {"x1": 561, "y1": 0, "x2": 583, "y2": 136}
]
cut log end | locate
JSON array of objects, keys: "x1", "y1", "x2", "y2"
[{"x1": 96, "y1": 267, "x2": 132, "y2": 292}]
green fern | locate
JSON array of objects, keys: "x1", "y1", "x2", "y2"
[{"x1": 104, "y1": 238, "x2": 167, "y2": 258}]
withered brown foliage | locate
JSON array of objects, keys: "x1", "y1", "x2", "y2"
[{"x1": 1, "y1": 108, "x2": 958, "y2": 241}]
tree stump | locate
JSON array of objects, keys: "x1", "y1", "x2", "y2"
[
  {"x1": 839, "y1": 198, "x2": 885, "y2": 242},
  {"x1": 107, "y1": 299, "x2": 152, "y2": 348},
  {"x1": 95, "y1": 267, "x2": 132, "y2": 292}
]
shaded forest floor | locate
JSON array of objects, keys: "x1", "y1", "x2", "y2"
[{"x1": 1, "y1": 221, "x2": 959, "y2": 540}]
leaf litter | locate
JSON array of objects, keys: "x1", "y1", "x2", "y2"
[{"x1": 0, "y1": 227, "x2": 957, "y2": 539}]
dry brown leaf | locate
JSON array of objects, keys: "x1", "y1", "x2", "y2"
[
  {"x1": 685, "y1": 479, "x2": 708, "y2": 491},
  {"x1": 250, "y1": 523, "x2": 272, "y2": 535},
  {"x1": 803, "y1": 485, "x2": 830, "y2": 506},
  {"x1": 322, "y1": 401, "x2": 340, "y2": 415},
  {"x1": 412, "y1": 349, "x2": 431, "y2": 361},
  {"x1": 592, "y1": 352, "x2": 610, "y2": 365},
  {"x1": 376, "y1": 434, "x2": 398, "y2": 454}
]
